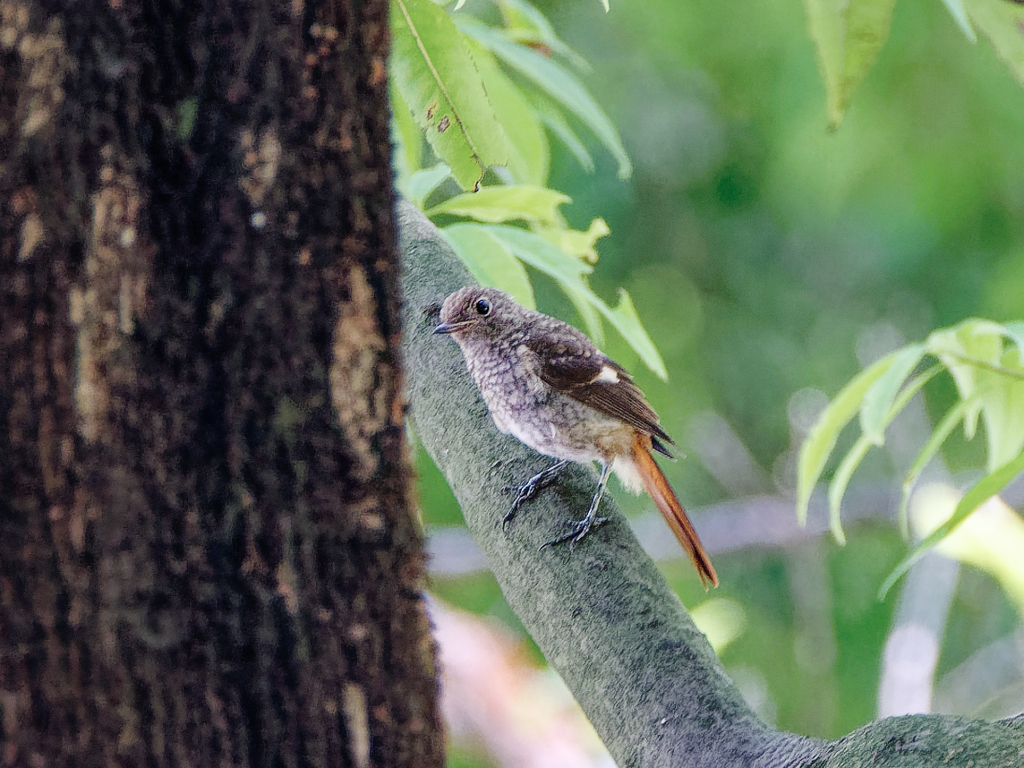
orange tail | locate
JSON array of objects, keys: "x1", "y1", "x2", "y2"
[{"x1": 631, "y1": 435, "x2": 718, "y2": 589}]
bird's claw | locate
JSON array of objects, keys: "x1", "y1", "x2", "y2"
[
  {"x1": 539, "y1": 515, "x2": 610, "y2": 550},
  {"x1": 500, "y1": 460, "x2": 568, "y2": 530},
  {"x1": 501, "y1": 481, "x2": 540, "y2": 529}
]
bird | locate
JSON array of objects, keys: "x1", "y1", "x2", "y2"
[{"x1": 433, "y1": 286, "x2": 718, "y2": 589}]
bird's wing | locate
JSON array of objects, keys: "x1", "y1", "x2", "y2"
[{"x1": 524, "y1": 330, "x2": 674, "y2": 449}]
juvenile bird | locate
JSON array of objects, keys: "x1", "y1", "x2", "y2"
[{"x1": 434, "y1": 286, "x2": 718, "y2": 589}]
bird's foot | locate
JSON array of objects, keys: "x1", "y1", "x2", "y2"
[
  {"x1": 540, "y1": 515, "x2": 610, "y2": 550},
  {"x1": 501, "y1": 460, "x2": 569, "y2": 530}
]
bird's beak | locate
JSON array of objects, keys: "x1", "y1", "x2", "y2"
[{"x1": 433, "y1": 320, "x2": 472, "y2": 335}]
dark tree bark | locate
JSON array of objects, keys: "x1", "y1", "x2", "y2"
[{"x1": 0, "y1": 2, "x2": 442, "y2": 767}]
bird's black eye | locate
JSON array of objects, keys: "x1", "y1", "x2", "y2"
[{"x1": 474, "y1": 298, "x2": 491, "y2": 316}]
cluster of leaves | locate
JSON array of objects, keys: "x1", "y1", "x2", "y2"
[
  {"x1": 389, "y1": 0, "x2": 667, "y2": 378},
  {"x1": 798, "y1": 319, "x2": 1024, "y2": 595},
  {"x1": 804, "y1": 0, "x2": 1024, "y2": 128}
]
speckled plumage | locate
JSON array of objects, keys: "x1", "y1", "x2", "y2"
[{"x1": 434, "y1": 286, "x2": 718, "y2": 588}]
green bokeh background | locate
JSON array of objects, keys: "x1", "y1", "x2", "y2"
[{"x1": 415, "y1": 0, "x2": 1024, "y2": 760}]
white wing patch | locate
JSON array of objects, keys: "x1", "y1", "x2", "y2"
[{"x1": 594, "y1": 365, "x2": 620, "y2": 384}]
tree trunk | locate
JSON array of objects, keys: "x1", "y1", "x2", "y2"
[{"x1": 0, "y1": 1, "x2": 443, "y2": 766}]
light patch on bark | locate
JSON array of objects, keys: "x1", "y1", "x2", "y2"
[
  {"x1": 0, "y1": 2, "x2": 70, "y2": 137},
  {"x1": 331, "y1": 265, "x2": 388, "y2": 481},
  {"x1": 73, "y1": 145, "x2": 149, "y2": 443},
  {"x1": 18, "y1": 212, "x2": 44, "y2": 260},
  {"x1": 239, "y1": 128, "x2": 281, "y2": 206},
  {"x1": 275, "y1": 560, "x2": 299, "y2": 615},
  {"x1": 342, "y1": 683, "x2": 371, "y2": 768}
]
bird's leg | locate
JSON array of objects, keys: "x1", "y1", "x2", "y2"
[
  {"x1": 503, "y1": 459, "x2": 570, "y2": 529},
  {"x1": 541, "y1": 462, "x2": 612, "y2": 549}
]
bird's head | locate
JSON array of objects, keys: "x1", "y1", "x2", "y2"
[{"x1": 434, "y1": 287, "x2": 518, "y2": 339}]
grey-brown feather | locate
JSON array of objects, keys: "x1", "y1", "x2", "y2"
[{"x1": 523, "y1": 325, "x2": 674, "y2": 452}]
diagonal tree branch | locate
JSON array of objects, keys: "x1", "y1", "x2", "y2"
[{"x1": 397, "y1": 199, "x2": 1024, "y2": 767}]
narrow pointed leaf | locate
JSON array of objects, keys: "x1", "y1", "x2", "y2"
[
  {"x1": 562, "y1": 283, "x2": 605, "y2": 346},
  {"x1": 978, "y1": 347, "x2": 1024, "y2": 471},
  {"x1": 880, "y1": 447, "x2": 1024, "y2": 599},
  {"x1": 926, "y1": 318, "x2": 1005, "y2": 438},
  {"x1": 524, "y1": 89, "x2": 595, "y2": 172},
  {"x1": 405, "y1": 163, "x2": 452, "y2": 208},
  {"x1": 483, "y1": 224, "x2": 592, "y2": 287},
  {"x1": 796, "y1": 351, "x2": 899, "y2": 524},
  {"x1": 597, "y1": 290, "x2": 667, "y2": 381},
  {"x1": 828, "y1": 435, "x2": 874, "y2": 545},
  {"x1": 859, "y1": 343, "x2": 926, "y2": 445},
  {"x1": 457, "y1": 19, "x2": 631, "y2": 178},
  {"x1": 827, "y1": 364, "x2": 936, "y2": 541},
  {"x1": 442, "y1": 223, "x2": 536, "y2": 308},
  {"x1": 500, "y1": 0, "x2": 591, "y2": 71},
  {"x1": 803, "y1": 0, "x2": 898, "y2": 128},
  {"x1": 899, "y1": 397, "x2": 972, "y2": 538}
]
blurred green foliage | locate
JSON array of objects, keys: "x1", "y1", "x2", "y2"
[{"x1": 403, "y1": 0, "x2": 1024, "y2": 759}]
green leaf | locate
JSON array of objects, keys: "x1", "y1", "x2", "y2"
[
  {"x1": 478, "y1": 225, "x2": 665, "y2": 377},
  {"x1": 926, "y1": 318, "x2": 1006, "y2": 438},
  {"x1": 964, "y1": 0, "x2": 1024, "y2": 88},
  {"x1": 561, "y1": 283, "x2": 605, "y2": 347},
  {"x1": 827, "y1": 434, "x2": 873, "y2": 545},
  {"x1": 803, "y1": 0, "x2": 898, "y2": 129},
  {"x1": 404, "y1": 163, "x2": 452, "y2": 208},
  {"x1": 598, "y1": 290, "x2": 667, "y2": 381},
  {"x1": 467, "y1": 38, "x2": 550, "y2": 185},
  {"x1": 442, "y1": 223, "x2": 536, "y2": 309},
  {"x1": 390, "y1": 0, "x2": 511, "y2": 189},
  {"x1": 978, "y1": 347, "x2": 1024, "y2": 470},
  {"x1": 499, "y1": 0, "x2": 591, "y2": 72},
  {"x1": 426, "y1": 186, "x2": 570, "y2": 225},
  {"x1": 540, "y1": 218, "x2": 610, "y2": 264},
  {"x1": 858, "y1": 343, "x2": 926, "y2": 445},
  {"x1": 941, "y1": 0, "x2": 977, "y2": 42},
  {"x1": 898, "y1": 397, "x2": 973, "y2": 539},
  {"x1": 522, "y1": 89, "x2": 596, "y2": 172},
  {"x1": 1002, "y1": 321, "x2": 1024, "y2": 356},
  {"x1": 482, "y1": 223, "x2": 592, "y2": 285},
  {"x1": 796, "y1": 351, "x2": 901, "y2": 525},
  {"x1": 457, "y1": 19, "x2": 632, "y2": 179},
  {"x1": 829, "y1": 363, "x2": 939, "y2": 543},
  {"x1": 880, "y1": 447, "x2": 1024, "y2": 598},
  {"x1": 390, "y1": 82, "x2": 423, "y2": 194}
]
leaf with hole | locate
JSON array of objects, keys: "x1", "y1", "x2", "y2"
[{"x1": 390, "y1": 0, "x2": 511, "y2": 189}]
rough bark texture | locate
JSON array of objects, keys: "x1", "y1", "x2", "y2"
[
  {"x1": 397, "y1": 200, "x2": 1024, "y2": 768},
  {"x1": 0, "y1": 2, "x2": 443, "y2": 767}
]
